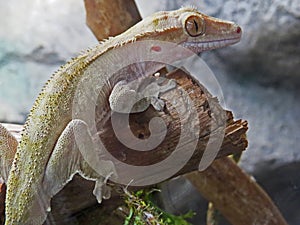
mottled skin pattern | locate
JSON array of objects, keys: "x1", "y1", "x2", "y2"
[{"x1": 0, "y1": 7, "x2": 241, "y2": 224}]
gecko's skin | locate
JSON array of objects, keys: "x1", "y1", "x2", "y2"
[{"x1": 0, "y1": 7, "x2": 241, "y2": 224}]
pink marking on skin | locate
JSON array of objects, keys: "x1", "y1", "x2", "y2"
[{"x1": 151, "y1": 45, "x2": 162, "y2": 52}]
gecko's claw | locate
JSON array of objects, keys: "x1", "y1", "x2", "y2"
[{"x1": 150, "y1": 97, "x2": 166, "y2": 111}]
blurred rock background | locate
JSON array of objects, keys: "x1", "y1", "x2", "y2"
[
  {"x1": 0, "y1": 0, "x2": 299, "y2": 224},
  {"x1": 0, "y1": 0, "x2": 97, "y2": 121}
]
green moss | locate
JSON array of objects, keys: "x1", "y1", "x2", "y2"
[{"x1": 124, "y1": 189, "x2": 195, "y2": 225}]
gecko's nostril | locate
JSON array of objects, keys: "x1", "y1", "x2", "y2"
[{"x1": 236, "y1": 26, "x2": 242, "y2": 34}]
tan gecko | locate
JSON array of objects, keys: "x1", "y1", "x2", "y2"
[{"x1": 0, "y1": 7, "x2": 241, "y2": 224}]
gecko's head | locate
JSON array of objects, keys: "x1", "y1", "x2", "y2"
[
  {"x1": 179, "y1": 7, "x2": 242, "y2": 52},
  {"x1": 137, "y1": 7, "x2": 242, "y2": 53}
]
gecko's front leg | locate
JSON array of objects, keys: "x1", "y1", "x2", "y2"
[
  {"x1": 109, "y1": 76, "x2": 177, "y2": 113},
  {"x1": 38, "y1": 119, "x2": 116, "y2": 224}
]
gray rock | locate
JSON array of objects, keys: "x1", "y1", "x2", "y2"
[
  {"x1": 210, "y1": 0, "x2": 300, "y2": 86},
  {"x1": 0, "y1": 0, "x2": 96, "y2": 122},
  {"x1": 253, "y1": 162, "x2": 300, "y2": 225}
]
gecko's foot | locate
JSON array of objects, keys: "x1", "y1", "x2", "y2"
[
  {"x1": 147, "y1": 78, "x2": 176, "y2": 111},
  {"x1": 150, "y1": 97, "x2": 165, "y2": 111},
  {"x1": 110, "y1": 77, "x2": 177, "y2": 113}
]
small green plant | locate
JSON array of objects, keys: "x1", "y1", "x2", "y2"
[{"x1": 123, "y1": 189, "x2": 195, "y2": 225}]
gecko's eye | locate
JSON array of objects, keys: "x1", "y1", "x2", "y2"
[{"x1": 185, "y1": 15, "x2": 206, "y2": 37}]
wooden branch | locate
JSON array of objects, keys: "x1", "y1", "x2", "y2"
[
  {"x1": 96, "y1": 68, "x2": 248, "y2": 179},
  {"x1": 84, "y1": 0, "x2": 141, "y2": 41},
  {"x1": 45, "y1": 67, "x2": 249, "y2": 224},
  {"x1": 185, "y1": 157, "x2": 288, "y2": 225}
]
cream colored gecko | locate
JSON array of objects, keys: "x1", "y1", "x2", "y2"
[{"x1": 0, "y1": 7, "x2": 241, "y2": 224}]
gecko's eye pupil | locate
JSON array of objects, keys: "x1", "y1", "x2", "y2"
[
  {"x1": 185, "y1": 15, "x2": 205, "y2": 37},
  {"x1": 193, "y1": 19, "x2": 198, "y2": 32}
]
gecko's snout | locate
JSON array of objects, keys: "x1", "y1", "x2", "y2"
[{"x1": 236, "y1": 26, "x2": 242, "y2": 34}]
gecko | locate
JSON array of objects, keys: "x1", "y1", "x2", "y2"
[{"x1": 0, "y1": 7, "x2": 241, "y2": 224}]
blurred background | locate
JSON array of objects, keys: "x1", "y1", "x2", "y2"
[{"x1": 0, "y1": 0, "x2": 299, "y2": 224}]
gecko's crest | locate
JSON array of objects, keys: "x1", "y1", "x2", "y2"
[{"x1": 180, "y1": 5, "x2": 199, "y2": 12}]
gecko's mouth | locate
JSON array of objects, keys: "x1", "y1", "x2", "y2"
[{"x1": 181, "y1": 37, "x2": 240, "y2": 53}]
